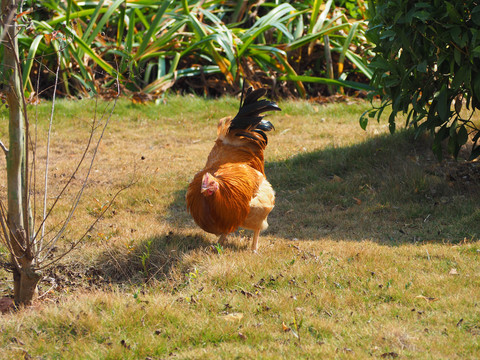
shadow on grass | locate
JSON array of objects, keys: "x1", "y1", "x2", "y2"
[
  {"x1": 167, "y1": 130, "x2": 480, "y2": 246},
  {"x1": 97, "y1": 231, "x2": 215, "y2": 285}
]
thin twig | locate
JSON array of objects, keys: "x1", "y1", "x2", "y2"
[
  {"x1": 0, "y1": 203, "x2": 11, "y2": 246},
  {"x1": 0, "y1": 202, "x2": 21, "y2": 270},
  {"x1": 0, "y1": 140, "x2": 8, "y2": 156},
  {"x1": 38, "y1": 77, "x2": 122, "y2": 264},
  {"x1": 37, "y1": 178, "x2": 134, "y2": 270},
  {"x1": 31, "y1": 57, "x2": 43, "y2": 257},
  {"x1": 31, "y1": 111, "x2": 98, "y2": 245},
  {"x1": 37, "y1": 111, "x2": 104, "y2": 261},
  {"x1": 37, "y1": 282, "x2": 57, "y2": 300},
  {"x1": 38, "y1": 63, "x2": 60, "y2": 257},
  {"x1": 0, "y1": 1, "x2": 17, "y2": 46}
]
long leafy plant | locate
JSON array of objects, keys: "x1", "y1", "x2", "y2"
[{"x1": 8, "y1": 0, "x2": 372, "y2": 99}]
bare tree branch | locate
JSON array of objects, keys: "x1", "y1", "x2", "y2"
[
  {"x1": 37, "y1": 77, "x2": 122, "y2": 264},
  {"x1": 0, "y1": 202, "x2": 11, "y2": 246},
  {"x1": 31, "y1": 110, "x2": 98, "y2": 246},
  {"x1": 0, "y1": 140, "x2": 8, "y2": 156},
  {"x1": 30, "y1": 61, "x2": 42, "y2": 253},
  {"x1": 0, "y1": 0, "x2": 17, "y2": 45},
  {"x1": 0, "y1": 201, "x2": 21, "y2": 270},
  {"x1": 37, "y1": 179, "x2": 135, "y2": 271},
  {"x1": 38, "y1": 113, "x2": 109, "y2": 261},
  {"x1": 38, "y1": 62, "x2": 60, "y2": 257}
]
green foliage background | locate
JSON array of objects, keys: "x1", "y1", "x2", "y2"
[
  {"x1": 4, "y1": 0, "x2": 371, "y2": 99},
  {"x1": 364, "y1": 0, "x2": 480, "y2": 160},
  {"x1": 4, "y1": 0, "x2": 480, "y2": 158}
]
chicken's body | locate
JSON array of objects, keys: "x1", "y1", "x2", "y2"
[{"x1": 186, "y1": 88, "x2": 280, "y2": 251}]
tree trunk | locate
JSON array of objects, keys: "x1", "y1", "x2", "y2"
[{"x1": 2, "y1": 0, "x2": 40, "y2": 305}]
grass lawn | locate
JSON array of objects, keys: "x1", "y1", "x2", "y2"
[{"x1": 0, "y1": 95, "x2": 479, "y2": 359}]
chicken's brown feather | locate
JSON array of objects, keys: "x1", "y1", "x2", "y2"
[
  {"x1": 186, "y1": 164, "x2": 261, "y2": 234},
  {"x1": 186, "y1": 87, "x2": 280, "y2": 245}
]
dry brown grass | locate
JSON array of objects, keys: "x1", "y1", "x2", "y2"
[{"x1": 0, "y1": 96, "x2": 479, "y2": 359}]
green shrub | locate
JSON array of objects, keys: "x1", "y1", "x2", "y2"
[{"x1": 363, "y1": 0, "x2": 480, "y2": 160}]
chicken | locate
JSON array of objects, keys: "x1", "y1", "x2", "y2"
[{"x1": 186, "y1": 87, "x2": 281, "y2": 251}]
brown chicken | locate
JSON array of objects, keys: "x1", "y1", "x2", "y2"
[{"x1": 186, "y1": 87, "x2": 281, "y2": 251}]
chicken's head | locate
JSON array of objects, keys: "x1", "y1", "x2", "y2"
[{"x1": 201, "y1": 172, "x2": 219, "y2": 196}]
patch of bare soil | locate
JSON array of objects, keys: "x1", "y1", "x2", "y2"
[
  {"x1": 412, "y1": 133, "x2": 480, "y2": 194},
  {"x1": 0, "y1": 263, "x2": 112, "y2": 313},
  {"x1": 41, "y1": 263, "x2": 112, "y2": 293},
  {"x1": 0, "y1": 297, "x2": 14, "y2": 314},
  {"x1": 442, "y1": 160, "x2": 480, "y2": 192}
]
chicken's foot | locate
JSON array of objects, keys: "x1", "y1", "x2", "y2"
[
  {"x1": 251, "y1": 230, "x2": 260, "y2": 252},
  {"x1": 218, "y1": 234, "x2": 227, "y2": 246}
]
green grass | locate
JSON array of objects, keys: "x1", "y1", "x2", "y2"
[{"x1": 0, "y1": 96, "x2": 479, "y2": 359}]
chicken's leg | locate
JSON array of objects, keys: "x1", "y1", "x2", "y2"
[
  {"x1": 251, "y1": 230, "x2": 260, "y2": 252},
  {"x1": 218, "y1": 234, "x2": 227, "y2": 246}
]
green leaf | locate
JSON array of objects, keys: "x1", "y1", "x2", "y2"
[
  {"x1": 472, "y1": 46, "x2": 480, "y2": 57},
  {"x1": 449, "y1": 119, "x2": 458, "y2": 137},
  {"x1": 450, "y1": 26, "x2": 461, "y2": 44},
  {"x1": 448, "y1": 135, "x2": 459, "y2": 157},
  {"x1": 63, "y1": 25, "x2": 121, "y2": 79},
  {"x1": 469, "y1": 145, "x2": 480, "y2": 160},
  {"x1": 457, "y1": 125, "x2": 468, "y2": 146},
  {"x1": 138, "y1": 19, "x2": 187, "y2": 62},
  {"x1": 66, "y1": 0, "x2": 72, "y2": 25},
  {"x1": 452, "y1": 66, "x2": 471, "y2": 89},
  {"x1": 277, "y1": 74, "x2": 373, "y2": 91},
  {"x1": 473, "y1": 72, "x2": 480, "y2": 104},
  {"x1": 136, "y1": 0, "x2": 173, "y2": 57},
  {"x1": 472, "y1": 5, "x2": 480, "y2": 25},
  {"x1": 239, "y1": 4, "x2": 297, "y2": 57},
  {"x1": 80, "y1": 0, "x2": 106, "y2": 43},
  {"x1": 454, "y1": 47, "x2": 461, "y2": 65},
  {"x1": 433, "y1": 124, "x2": 448, "y2": 161},
  {"x1": 370, "y1": 57, "x2": 391, "y2": 71},
  {"x1": 445, "y1": 2, "x2": 462, "y2": 24},
  {"x1": 416, "y1": 60, "x2": 427, "y2": 73},
  {"x1": 344, "y1": 50, "x2": 373, "y2": 79},
  {"x1": 293, "y1": 15, "x2": 304, "y2": 40},
  {"x1": 380, "y1": 29, "x2": 396, "y2": 39},
  {"x1": 125, "y1": 9, "x2": 135, "y2": 54},
  {"x1": 388, "y1": 112, "x2": 396, "y2": 134},
  {"x1": 412, "y1": 11, "x2": 430, "y2": 21},
  {"x1": 85, "y1": 0, "x2": 124, "y2": 45},
  {"x1": 384, "y1": 75, "x2": 400, "y2": 88},
  {"x1": 436, "y1": 85, "x2": 448, "y2": 121},
  {"x1": 359, "y1": 110, "x2": 369, "y2": 130},
  {"x1": 48, "y1": 8, "x2": 108, "y2": 26},
  {"x1": 308, "y1": 0, "x2": 322, "y2": 34},
  {"x1": 338, "y1": 22, "x2": 359, "y2": 72},
  {"x1": 311, "y1": 0, "x2": 333, "y2": 34},
  {"x1": 287, "y1": 23, "x2": 349, "y2": 51},
  {"x1": 22, "y1": 35, "x2": 44, "y2": 91}
]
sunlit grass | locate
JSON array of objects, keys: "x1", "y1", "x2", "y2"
[{"x1": 0, "y1": 96, "x2": 479, "y2": 359}]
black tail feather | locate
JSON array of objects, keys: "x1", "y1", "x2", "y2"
[
  {"x1": 243, "y1": 87, "x2": 267, "y2": 106},
  {"x1": 229, "y1": 88, "x2": 281, "y2": 139},
  {"x1": 256, "y1": 119, "x2": 275, "y2": 132},
  {"x1": 252, "y1": 129, "x2": 269, "y2": 144},
  {"x1": 235, "y1": 131, "x2": 259, "y2": 142}
]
